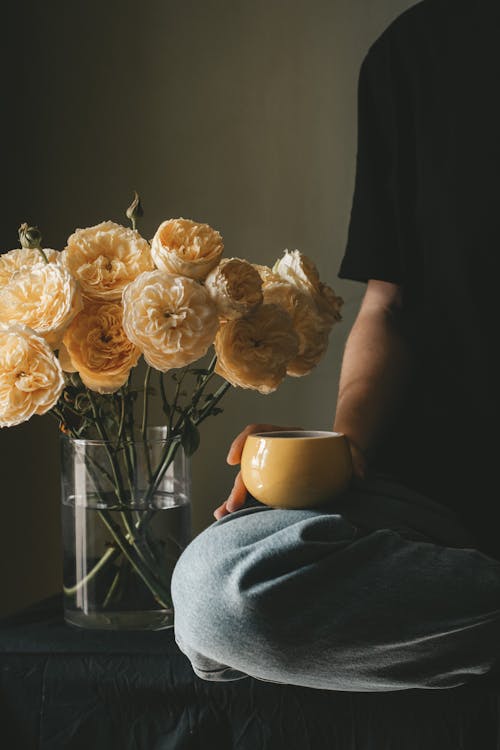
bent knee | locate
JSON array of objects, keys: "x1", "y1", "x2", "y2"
[
  {"x1": 171, "y1": 515, "x2": 282, "y2": 660},
  {"x1": 171, "y1": 505, "x2": 340, "y2": 667}
]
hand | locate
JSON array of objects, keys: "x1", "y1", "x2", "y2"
[{"x1": 213, "y1": 423, "x2": 300, "y2": 520}]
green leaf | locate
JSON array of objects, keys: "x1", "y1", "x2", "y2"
[{"x1": 181, "y1": 417, "x2": 200, "y2": 457}]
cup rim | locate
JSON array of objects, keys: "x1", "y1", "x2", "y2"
[{"x1": 249, "y1": 430, "x2": 344, "y2": 439}]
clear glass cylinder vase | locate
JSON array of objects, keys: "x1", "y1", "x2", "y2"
[{"x1": 60, "y1": 427, "x2": 191, "y2": 630}]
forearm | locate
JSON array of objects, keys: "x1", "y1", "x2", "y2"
[{"x1": 333, "y1": 305, "x2": 412, "y2": 461}]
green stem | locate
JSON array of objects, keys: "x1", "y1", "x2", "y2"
[
  {"x1": 191, "y1": 372, "x2": 216, "y2": 410},
  {"x1": 64, "y1": 457, "x2": 168, "y2": 602},
  {"x1": 97, "y1": 509, "x2": 171, "y2": 608},
  {"x1": 133, "y1": 379, "x2": 230, "y2": 535},
  {"x1": 118, "y1": 441, "x2": 135, "y2": 502},
  {"x1": 141, "y1": 366, "x2": 152, "y2": 439},
  {"x1": 183, "y1": 354, "x2": 218, "y2": 422},
  {"x1": 159, "y1": 371, "x2": 170, "y2": 421},
  {"x1": 141, "y1": 436, "x2": 182, "y2": 510},
  {"x1": 142, "y1": 366, "x2": 153, "y2": 482},
  {"x1": 63, "y1": 545, "x2": 119, "y2": 596},
  {"x1": 123, "y1": 378, "x2": 138, "y2": 482},
  {"x1": 169, "y1": 370, "x2": 183, "y2": 433},
  {"x1": 117, "y1": 390, "x2": 126, "y2": 444},
  {"x1": 206, "y1": 353, "x2": 217, "y2": 375},
  {"x1": 169, "y1": 363, "x2": 215, "y2": 436},
  {"x1": 85, "y1": 391, "x2": 162, "y2": 577},
  {"x1": 195, "y1": 381, "x2": 232, "y2": 426},
  {"x1": 37, "y1": 248, "x2": 49, "y2": 264},
  {"x1": 85, "y1": 454, "x2": 118, "y2": 494},
  {"x1": 169, "y1": 362, "x2": 225, "y2": 438},
  {"x1": 102, "y1": 567, "x2": 121, "y2": 608},
  {"x1": 117, "y1": 388, "x2": 136, "y2": 502},
  {"x1": 86, "y1": 389, "x2": 125, "y2": 503}
]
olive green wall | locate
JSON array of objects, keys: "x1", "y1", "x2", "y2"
[{"x1": 0, "y1": 0, "x2": 416, "y2": 615}]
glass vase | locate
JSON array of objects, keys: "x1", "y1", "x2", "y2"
[{"x1": 60, "y1": 427, "x2": 191, "y2": 630}]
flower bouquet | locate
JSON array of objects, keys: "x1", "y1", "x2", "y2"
[{"x1": 0, "y1": 194, "x2": 343, "y2": 630}]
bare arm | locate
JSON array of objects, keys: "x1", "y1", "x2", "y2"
[{"x1": 333, "y1": 279, "x2": 412, "y2": 476}]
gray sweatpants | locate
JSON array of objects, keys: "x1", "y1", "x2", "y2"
[{"x1": 171, "y1": 478, "x2": 500, "y2": 692}]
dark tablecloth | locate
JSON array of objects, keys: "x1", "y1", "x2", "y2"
[{"x1": 1, "y1": 596, "x2": 499, "y2": 749}]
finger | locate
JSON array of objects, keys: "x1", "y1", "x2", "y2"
[
  {"x1": 226, "y1": 423, "x2": 279, "y2": 465},
  {"x1": 213, "y1": 501, "x2": 230, "y2": 520},
  {"x1": 213, "y1": 472, "x2": 248, "y2": 520},
  {"x1": 226, "y1": 472, "x2": 248, "y2": 511}
]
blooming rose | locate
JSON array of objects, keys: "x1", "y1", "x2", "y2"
[
  {"x1": 61, "y1": 301, "x2": 141, "y2": 394},
  {"x1": 61, "y1": 221, "x2": 153, "y2": 301},
  {"x1": 205, "y1": 258, "x2": 263, "y2": 320},
  {"x1": 214, "y1": 304, "x2": 299, "y2": 394},
  {"x1": 260, "y1": 279, "x2": 330, "y2": 377},
  {"x1": 273, "y1": 250, "x2": 343, "y2": 326},
  {"x1": 0, "y1": 324, "x2": 65, "y2": 427},
  {"x1": 0, "y1": 247, "x2": 59, "y2": 287},
  {"x1": 151, "y1": 218, "x2": 223, "y2": 280},
  {"x1": 122, "y1": 270, "x2": 218, "y2": 371},
  {"x1": 0, "y1": 264, "x2": 82, "y2": 348}
]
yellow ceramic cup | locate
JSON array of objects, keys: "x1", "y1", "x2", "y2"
[{"x1": 240, "y1": 430, "x2": 353, "y2": 509}]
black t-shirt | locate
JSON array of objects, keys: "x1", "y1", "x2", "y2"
[{"x1": 339, "y1": 0, "x2": 500, "y2": 546}]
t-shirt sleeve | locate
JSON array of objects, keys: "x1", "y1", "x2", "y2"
[{"x1": 338, "y1": 36, "x2": 402, "y2": 284}]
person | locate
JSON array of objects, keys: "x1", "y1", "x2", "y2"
[{"x1": 171, "y1": 0, "x2": 500, "y2": 691}]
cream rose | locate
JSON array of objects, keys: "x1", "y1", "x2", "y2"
[
  {"x1": 0, "y1": 247, "x2": 59, "y2": 287},
  {"x1": 205, "y1": 258, "x2": 263, "y2": 320},
  {"x1": 122, "y1": 270, "x2": 218, "y2": 371},
  {"x1": 317, "y1": 282, "x2": 344, "y2": 325},
  {"x1": 261, "y1": 280, "x2": 330, "y2": 377},
  {"x1": 151, "y1": 218, "x2": 224, "y2": 280},
  {"x1": 61, "y1": 221, "x2": 153, "y2": 301},
  {"x1": 273, "y1": 250, "x2": 343, "y2": 326},
  {"x1": 214, "y1": 304, "x2": 299, "y2": 394},
  {"x1": 62, "y1": 301, "x2": 141, "y2": 394},
  {"x1": 0, "y1": 264, "x2": 82, "y2": 349},
  {"x1": 0, "y1": 324, "x2": 65, "y2": 427},
  {"x1": 252, "y1": 264, "x2": 281, "y2": 286}
]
